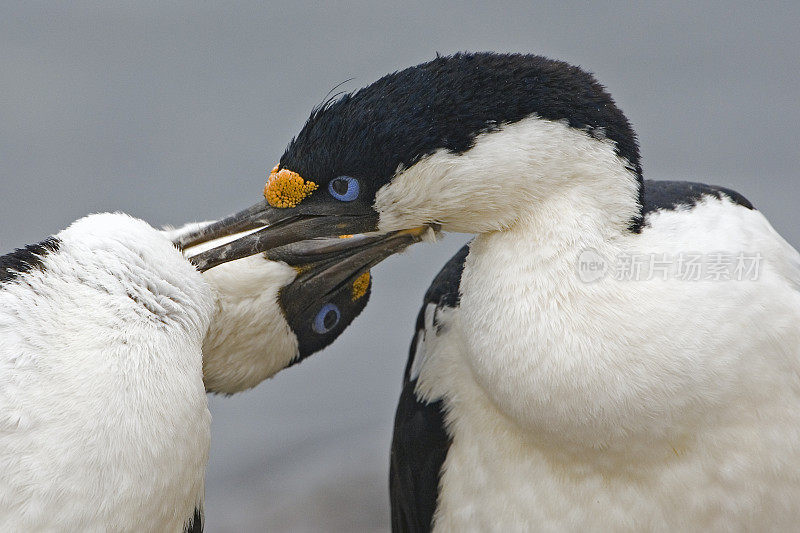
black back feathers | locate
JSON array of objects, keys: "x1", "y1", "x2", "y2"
[
  {"x1": 0, "y1": 237, "x2": 61, "y2": 285},
  {"x1": 642, "y1": 180, "x2": 754, "y2": 217}
]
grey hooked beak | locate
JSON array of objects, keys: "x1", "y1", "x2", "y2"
[{"x1": 175, "y1": 200, "x2": 380, "y2": 272}]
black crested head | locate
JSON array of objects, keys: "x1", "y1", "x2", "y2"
[{"x1": 279, "y1": 52, "x2": 642, "y2": 210}]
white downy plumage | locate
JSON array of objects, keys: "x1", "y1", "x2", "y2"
[
  {"x1": 0, "y1": 214, "x2": 212, "y2": 532},
  {"x1": 0, "y1": 210, "x2": 383, "y2": 530}
]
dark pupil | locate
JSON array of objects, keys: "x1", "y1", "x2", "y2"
[
  {"x1": 331, "y1": 179, "x2": 349, "y2": 196},
  {"x1": 323, "y1": 309, "x2": 338, "y2": 329}
]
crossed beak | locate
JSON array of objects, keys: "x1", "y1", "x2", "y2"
[
  {"x1": 180, "y1": 226, "x2": 432, "y2": 320},
  {"x1": 266, "y1": 228, "x2": 432, "y2": 317},
  {"x1": 176, "y1": 201, "x2": 381, "y2": 272}
]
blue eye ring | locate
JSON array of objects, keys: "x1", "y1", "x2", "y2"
[
  {"x1": 328, "y1": 176, "x2": 360, "y2": 201},
  {"x1": 312, "y1": 303, "x2": 341, "y2": 334}
]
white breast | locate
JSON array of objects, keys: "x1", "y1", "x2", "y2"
[
  {"x1": 0, "y1": 214, "x2": 213, "y2": 532},
  {"x1": 417, "y1": 199, "x2": 800, "y2": 531}
]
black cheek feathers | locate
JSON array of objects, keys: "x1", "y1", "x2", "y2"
[{"x1": 286, "y1": 280, "x2": 372, "y2": 365}]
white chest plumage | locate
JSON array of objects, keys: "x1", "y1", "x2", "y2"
[
  {"x1": 415, "y1": 199, "x2": 800, "y2": 531},
  {"x1": 0, "y1": 214, "x2": 213, "y2": 532}
]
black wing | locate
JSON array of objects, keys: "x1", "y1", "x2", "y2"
[
  {"x1": 641, "y1": 179, "x2": 753, "y2": 216},
  {"x1": 389, "y1": 245, "x2": 469, "y2": 533},
  {"x1": 184, "y1": 507, "x2": 202, "y2": 533}
]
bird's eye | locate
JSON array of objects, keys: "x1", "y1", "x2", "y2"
[
  {"x1": 328, "y1": 176, "x2": 360, "y2": 201},
  {"x1": 312, "y1": 303, "x2": 341, "y2": 334}
]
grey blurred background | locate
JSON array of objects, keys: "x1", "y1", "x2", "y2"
[{"x1": 2, "y1": 2, "x2": 798, "y2": 531}]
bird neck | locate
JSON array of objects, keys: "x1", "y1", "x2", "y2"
[
  {"x1": 200, "y1": 253, "x2": 300, "y2": 393},
  {"x1": 167, "y1": 223, "x2": 301, "y2": 394},
  {"x1": 455, "y1": 179, "x2": 644, "y2": 451},
  {"x1": 375, "y1": 115, "x2": 642, "y2": 236}
]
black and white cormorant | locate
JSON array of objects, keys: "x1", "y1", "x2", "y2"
[
  {"x1": 190, "y1": 52, "x2": 800, "y2": 531},
  {"x1": 0, "y1": 211, "x2": 421, "y2": 531}
]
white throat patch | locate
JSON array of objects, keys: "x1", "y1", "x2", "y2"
[{"x1": 373, "y1": 115, "x2": 640, "y2": 235}]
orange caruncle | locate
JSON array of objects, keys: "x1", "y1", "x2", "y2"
[
  {"x1": 263, "y1": 166, "x2": 318, "y2": 208},
  {"x1": 351, "y1": 271, "x2": 371, "y2": 301}
]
